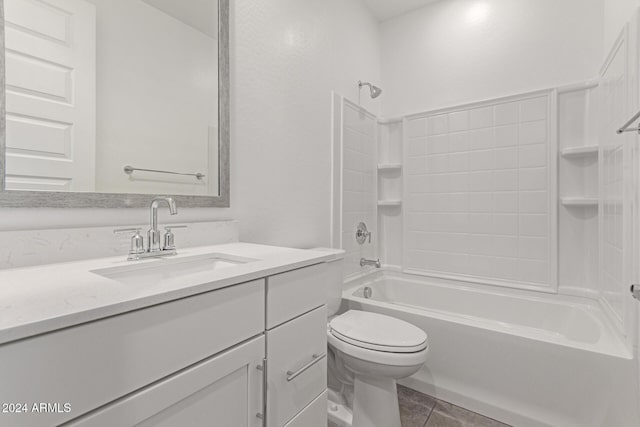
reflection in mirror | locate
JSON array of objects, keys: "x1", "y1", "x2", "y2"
[{"x1": 3, "y1": 0, "x2": 220, "y2": 196}]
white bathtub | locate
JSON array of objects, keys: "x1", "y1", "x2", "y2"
[{"x1": 342, "y1": 271, "x2": 638, "y2": 427}]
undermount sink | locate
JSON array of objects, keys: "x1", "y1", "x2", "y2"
[{"x1": 91, "y1": 253, "x2": 257, "y2": 286}]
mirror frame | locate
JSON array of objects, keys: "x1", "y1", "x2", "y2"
[{"x1": 0, "y1": 0, "x2": 230, "y2": 208}]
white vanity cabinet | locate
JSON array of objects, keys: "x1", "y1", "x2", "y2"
[
  {"x1": 265, "y1": 264, "x2": 329, "y2": 427},
  {"x1": 0, "y1": 259, "x2": 332, "y2": 427},
  {"x1": 0, "y1": 279, "x2": 266, "y2": 427}
]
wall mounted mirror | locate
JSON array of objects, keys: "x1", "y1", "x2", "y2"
[{"x1": 0, "y1": 0, "x2": 229, "y2": 207}]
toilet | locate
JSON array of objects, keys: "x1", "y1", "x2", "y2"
[{"x1": 322, "y1": 254, "x2": 429, "y2": 427}]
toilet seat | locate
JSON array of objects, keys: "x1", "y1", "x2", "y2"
[
  {"x1": 327, "y1": 329, "x2": 428, "y2": 368},
  {"x1": 329, "y1": 310, "x2": 428, "y2": 353}
]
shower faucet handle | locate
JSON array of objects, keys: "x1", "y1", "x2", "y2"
[{"x1": 355, "y1": 222, "x2": 372, "y2": 245}]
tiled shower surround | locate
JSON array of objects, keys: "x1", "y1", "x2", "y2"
[
  {"x1": 341, "y1": 99, "x2": 378, "y2": 277},
  {"x1": 598, "y1": 30, "x2": 636, "y2": 346},
  {"x1": 404, "y1": 92, "x2": 557, "y2": 289}
]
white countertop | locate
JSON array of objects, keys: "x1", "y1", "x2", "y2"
[{"x1": 0, "y1": 243, "x2": 341, "y2": 345}]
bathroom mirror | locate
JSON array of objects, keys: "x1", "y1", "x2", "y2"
[{"x1": 0, "y1": 0, "x2": 230, "y2": 207}]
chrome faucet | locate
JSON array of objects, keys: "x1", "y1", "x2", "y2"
[
  {"x1": 360, "y1": 258, "x2": 381, "y2": 268},
  {"x1": 114, "y1": 197, "x2": 187, "y2": 261},
  {"x1": 148, "y1": 197, "x2": 178, "y2": 252}
]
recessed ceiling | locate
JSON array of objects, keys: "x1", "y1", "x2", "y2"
[
  {"x1": 362, "y1": 0, "x2": 442, "y2": 22},
  {"x1": 141, "y1": 0, "x2": 218, "y2": 38}
]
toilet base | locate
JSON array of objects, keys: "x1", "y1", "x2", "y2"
[
  {"x1": 352, "y1": 376, "x2": 401, "y2": 427},
  {"x1": 327, "y1": 396, "x2": 352, "y2": 427}
]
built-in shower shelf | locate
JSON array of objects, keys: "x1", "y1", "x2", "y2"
[
  {"x1": 378, "y1": 200, "x2": 402, "y2": 207},
  {"x1": 560, "y1": 145, "x2": 598, "y2": 158},
  {"x1": 377, "y1": 163, "x2": 402, "y2": 171},
  {"x1": 560, "y1": 197, "x2": 598, "y2": 207}
]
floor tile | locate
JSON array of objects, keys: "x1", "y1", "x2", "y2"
[
  {"x1": 327, "y1": 386, "x2": 510, "y2": 427},
  {"x1": 401, "y1": 401, "x2": 433, "y2": 427},
  {"x1": 398, "y1": 385, "x2": 436, "y2": 427},
  {"x1": 425, "y1": 400, "x2": 510, "y2": 427},
  {"x1": 398, "y1": 384, "x2": 437, "y2": 407}
]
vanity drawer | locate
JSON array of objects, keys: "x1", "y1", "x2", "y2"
[
  {"x1": 266, "y1": 305, "x2": 327, "y2": 427},
  {"x1": 0, "y1": 279, "x2": 265, "y2": 427},
  {"x1": 266, "y1": 263, "x2": 327, "y2": 329},
  {"x1": 284, "y1": 391, "x2": 328, "y2": 427}
]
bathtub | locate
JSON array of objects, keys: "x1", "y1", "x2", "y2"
[{"x1": 342, "y1": 271, "x2": 638, "y2": 427}]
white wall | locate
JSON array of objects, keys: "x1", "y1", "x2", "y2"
[
  {"x1": 604, "y1": 0, "x2": 640, "y2": 54},
  {"x1": 380, "y1": 0, "x2": 604, "y2": 117},
  {"x1": 230, "y1": 0, "x2": 380, "y2": 247},
  {"x1": 0, "y1": 0, "x2": 381, "y2": 251}
]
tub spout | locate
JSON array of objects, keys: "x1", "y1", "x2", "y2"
[{"x1": 360, "y1": 258, "x2": 381, "y2": 268}]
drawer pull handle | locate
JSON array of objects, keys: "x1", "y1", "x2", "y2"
[{"x1": 286, "y1": 353, "x2": 326, "y2": 382}]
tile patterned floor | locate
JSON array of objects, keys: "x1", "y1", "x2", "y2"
[{"x1": 329, "y1": 385, "x2": 511, "y2": 427}]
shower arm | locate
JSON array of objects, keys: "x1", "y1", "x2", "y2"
[{"x1": 358, "y1": 80, "x2": 382, "y2": 99}]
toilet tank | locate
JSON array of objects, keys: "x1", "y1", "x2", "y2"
[{"x1": 310, "y1": 248, "x2": 345, "y2": 317}]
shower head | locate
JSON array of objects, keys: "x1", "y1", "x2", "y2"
[{"x1": 358, "y1": 80, "x2": 383, "y2": 99}]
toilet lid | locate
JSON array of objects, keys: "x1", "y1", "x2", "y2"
[{"x1": 329, "y1": 310, "x2": 427, "y2": 353}]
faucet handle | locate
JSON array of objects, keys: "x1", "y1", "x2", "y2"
[
  {"x1": 114, "y1": 228, "x2": 145, "y2": 256},
  {"x1": 164, "y1": 225, "x2": 188, "y2": 231},
  {"x1": 114, "y1": 227, "x2": 141, "y2": 234},
  {"x1": 163, "y1": 225, "x2": 187, "y2": 251}
]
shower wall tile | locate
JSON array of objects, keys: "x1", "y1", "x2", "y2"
[
  {"x1": 428, "y1": 115, "x2": 449, "y2": 135},
  {"x1": 404, "y1": 92, "x2": 556, "y2": 289},
  {"x1": 495, "y1": 125, "x2": 519, "y2": 147},
  {"x1": 469, "y1": 106, "x2": 494, "y2": 129},
  {"x1": 520, "y1": 121, "x2": 547, "y2": 144},
  {"x1": 342, "y1": 101, "x2": 377, "y2": 277},
  {"x1": 599, "y1": 38, "x2": 630, "y2": 333},
  {"x1": 448, "y1": 111, "x2": 469, "y2": 132},
  {"x1": 406, "y1": 118, "x2": 427, "y2": 138},
  {"x1": 494, "y1": 102, "x2": 519, "y2": 125},
  {"x1": 520, "y1": 97, "x2": 548, "y2": 121}
]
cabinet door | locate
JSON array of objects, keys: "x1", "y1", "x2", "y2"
[{"x1": 67, "y1": 336, "x2": 265, "y2": 427}]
